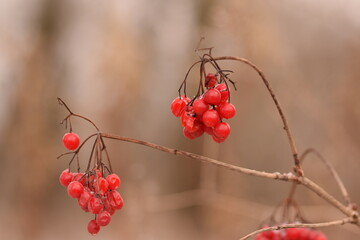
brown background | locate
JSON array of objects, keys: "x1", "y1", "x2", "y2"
[{"x1": 0, "y1": 0, "x2": 359, "y2": 239}]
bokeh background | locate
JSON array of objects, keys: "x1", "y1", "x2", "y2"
[{"x1": 0, "y1": 0, "x2": 360, "y2": 239}]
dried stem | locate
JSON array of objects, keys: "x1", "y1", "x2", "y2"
[
  {"x1": 239, "y1": 217, "x2": 354, "y2": 240},
  {"x1": 99, "y1": 133, "x2": 358, "y2": 220}
]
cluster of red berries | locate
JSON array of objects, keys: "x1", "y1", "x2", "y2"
[
  {"x1": 255, "y1": 227, "x2": 327, "y2": 240},
  {"x1": 171, "y1": 74, "x2": 236, "y2": 143},
  {"x1": 60, "y1": 169, "x2": 123, "y2": 235}
]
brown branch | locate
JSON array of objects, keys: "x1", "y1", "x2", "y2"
[
  {"x1": 207, "y1": 57, "x2": 302, "y2": 176},
  {"x1": 301, "y1": 148, "x2": 352, "y2": 206},
  {"x1": 99, "y1": 133, "x2": 358, "y2": 220},
  {"x1": 239, "y1": 217, "x2": 354, "y2": 240}
]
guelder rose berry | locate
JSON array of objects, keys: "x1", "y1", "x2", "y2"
[
  {"x1": 67, "y1": 181, "x2": 84, "y2": 198},
  {"x1": 87, "y1": 219, "x2": 100, "y2": 235},
  {"x1": 88, "y1": 197, "x2": 103, "y2": 214},
  {"x1": 215, "y1": 83, "x2": 229, "y2": 102},
  {"x1": 205, "y1": 73, "x2": 217, "y2": 88},
  {"x1": 59, "y1": 169, "x2": 73, "y2": 187},
  {"x1": 108, "y1": 191, "x2": 124, "y2": 210},
  {"x1": 193, "y1": 98, "x2": 209, "y2": 115},
  {"x1": 170, "y1": 96, "x2": 190, "y2": 117},
  {"x1": 217, "y1": 102, "x2": 236, "y2": 119},
  {"x1": 202, "y1": 109, "x2": 220, "y2": 127},
  {"x1": 106, "y1": 174, "x2": 121, "y2": 190},
  {"x1": 203, "y1": 88, "x2": 221, "y2": 105},
  {"x1": 62, "y1": 132, "x2": 80, "y2": 150},
  {"x1": 97, "y1": 211, "x2": 111, "y2": 226}
]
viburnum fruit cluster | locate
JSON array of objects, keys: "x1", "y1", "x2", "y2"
[
  {"x1": 255, "y1": 227, "x2": 327, "y2": 240},
  {"x1": 60, "y1": 168, "x2": 123, "y2": 235},
  {"x1": 171, "y1": 73, "x2": 236, "y2": 143}
]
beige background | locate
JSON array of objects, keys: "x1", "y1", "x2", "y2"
[{"x1": 0, "y1": 0, "x2": 359, "y2": 239}]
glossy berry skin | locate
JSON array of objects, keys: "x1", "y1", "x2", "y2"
[
  {"x1": 213, "y1": 122, "x2": 230, "y2": 140},
  {"x1": 202, "y1": 109, "x2": 220, "y2": 127},
  {"x1": 215, "y1": 83, "x2": 229, "y2": 102},
  {"x1": 78, "y1": 190, "x2": 92, "y2": 212},
  {"x1": 88, "y1": 197, "x2": 103, "y2": 214},
  {"x1": 205, "y1": 73, "x2": 217, "y2": 88},
  {"x1": 87, "y1": 219, "x2": 100, "y2": 235},
  {"x1": 73, "y1": 172, "x2": 85, "y2": 185},
  {"x1": 59, "y1": 169, "x2": 73, "y2": 187},
  {"x1": 183, "y1": 125, "x2": 204, "y2": 139},
  {"x1": 67, "y1": 181, "x2": 84, "y2": 198},
  {"x1": 217, "y1": 102, "x2": 236, "y2": 119},
  {"x1": 170, "y1": 96, "x2": 190, "y2": 117},
  {"x1": 203, "y1": 88, "x2": 221, "y2": 105},
  {"x1": 107, "y1": 190, "x2": 124, "y2": 210},
  {"x1": 106, "y1": 174, "x2": 121, "y2": 190},
  {"x1": 97, "y1": 211, "x2": 111, "y2": 226},
  {"x1": 286, "y1": 228, "x2": 301, "y2": 240},
  {"x1": 62, "y1": 132, "x2": 80, "y2": 150},
  {"x1": 193, "y1": 98, "x2": 209, "y2": 115}
]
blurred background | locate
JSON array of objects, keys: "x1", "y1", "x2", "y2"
[{"x1": 0, "y1": 0, "x2": 360, "y2": 239}]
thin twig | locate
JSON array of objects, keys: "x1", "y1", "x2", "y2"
[{"x1": 239, "y1": 217, "x2": 354, "y2": 240}]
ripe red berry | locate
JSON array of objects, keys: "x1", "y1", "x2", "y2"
[
  {"x1": 193, "y1": 98, "x2": 209, "y2": 115},
  {"x1": 315, "y1": 232, "x2": 327, "y2": 240},
  {"x1": 95, "y1": 177, "x2": 109, "y2": 195},
  {"x1": 286, "y1": 228, "x2": 301, "y2": 240},
  {"x1": 62, "y1": 132, "x2": 80, "y2": 150},
  {"x1": 170, "y1": 96, "x2": 190, "y2": 117},
  {"x1": 215, "y1": 83, "x2": 229, "y2": 102},
  {"x1": 87, "y1": 219, "x2": 100, "y2": 235},
  {"x1": 205, "y1": 73, "x2": 218, "y2": 88},
  {"x1": 106, "y1": 174, "x2": 121, "y2": 190},
  {"x1": 67, "y1": 181, "x2": 84, "y2": 198},
  {"x1": 204, "y1": 126, "x2": 214, "y2": 135},
  {"x1": 107, "y1": 190, "x2": 124, "y2": 210},
  {"x1": 183, "y1": 125, "x2": 204, "y2": 140},
  {"x1": 213, "y1": 122, "x2": 230, "y2": 140},
  {"x1": 59, "y1": 169, "x2": 73, "y2": 187},
  {"x1": 203, "y1": 88, "x2": 221, "y2": 105},
  {"x1": 217, "y1": 102, "x2": 236, "y2": 119},
  {"x1": 73, "y1": 172, "x2": 85, "y2": 185},
  {"x1": 88, "y1": 197, "x2": 103, "y2": 214},
  {"x1": 202, "y1": 109, "x2": 220, "y2": 127},
  {"x1": 97, "y1": 211, "x2": 111, "y2": 226},
  {"x1": 78, "y1": 190, "x2": 92, "y2": 211}
]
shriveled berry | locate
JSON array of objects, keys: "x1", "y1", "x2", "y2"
[
  {"x1": 217, "y1": 102, "x2": 236, "y2": 119},
  {"x1": 59, "y1": 169, "x2": 73, "y2": 187},
  {"x1": 183, "y1": 125, "x2": 204, "y2": 140},
  {"x1": 205, "y1": 73, "x2": 217, "y2": 88},
  {"x1": 78, "y1": 190, "x2": 92, "y2": 211},
  {"x1": 95, "y1": 177, "x2": 109, "y2": 195},
  {"x1": 193, "y1": 98, "x2": 209, "y2": 115},
  {"x1": 202, "y1": 109, "x2": 220, "y2": 127},
  {"x1": 62, "y1": 132, "x2": 80, "y2": 150},
  {"x1": 97, "y1": 211, "x2": 111, "y2": 226},
  {"x1": 67, "y1": 181, "x2": 84, "y2": 198},
  {"x1": 185, "y1": 120, "x2": 204, "y2": 134},
  {"x1": 203, "y1": 88, "x2": 221, "y2": 105},
  {"x1": 87, "y1": 219, "x2": 100, "y2": 235},
  {"x1": 170, "y1": 96, "x2": 190, "y2": 117},
  {"x1": 107, "y1": 190, "x2": 124, "y2": 210},
  {"x1": 106, "y1": 174, "x2": 121, "y2": 190},
  {"x1": 88, "y1": 197, "x2": 103, "y2": 214},
  {"x1": 215, "y1": 83, "x2": 229, "y2": 102}
]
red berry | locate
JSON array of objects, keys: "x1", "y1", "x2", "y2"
[
  {"x1": 315, "y1": 232, "x2": 327, "y2": 240},
  {"x1": 88, "y1": 197, "x2": 103, "y2": 214},
  {"x1": 212, "y1": 135, "x2": 225, "y2": 143},
  {"x1": 213, "y1": 122, "x2": 230, "y2": 140},
  {"x1": 103, "y1": 198, "x2": 116, "y2": 215},
  {"x1": 215, "y1": 83, "x2": 229, "y2": 102},
  {"x1": 67, "y1": 181, "x2": 84, "y2": 198},
  {"x1": 204, "y1": 126, "x2": 214, "y2": 135},
  {"x1": 203, "y1": 88, "x2": 221, "y2": 105},
  {"x1": 78, "y1": 190, "x2": 92, "y2": 211},
  {"x1": 185, "y1": 120, "x2": 204, "y2": 133},
  {"x1": 183, "y1": 125, "x2": 204, "y2": 140},
  {"x1": 87, "y1": 219, "x2": 100, "y2": 235},
  {"x1": 202, "y1": 109, "x2": 220, "y2": 127},
  {"x1": 95, "y1": 177, "x2": 109, "y2": 195},
  {"x1": 106, "y1": 174, "x2": 121, "y2": 190},
  {"x1": 107, "y1": 190, "x2": 124, "y2": 210},
  {"x1": 205, "y1": 73, "x2": 218, "y2": 88},
  {"x1": 286, "y1": 228, "x2": 301, "y2": 240},
  {"x1": 73, "y1": 172, "x2": 85, "y2": 185},
  {"x1": 217, "y1": 102, "x2": 236, "y2": 119},
  {"x1": 62, "y1": 132, "x2": 80, "y2": 150},
  {"x1": 59, "y1": 169, "x2": 73, "y2": 187},
  {"x1": 193, "y1": 98, "x2": 209, "y2": 115},
  {"x1": 170, "y1": 96, "x2": 190, "y2": 117},
  {"x1": 97, "y1": 211, "x2": 111, "y2": 226}
]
